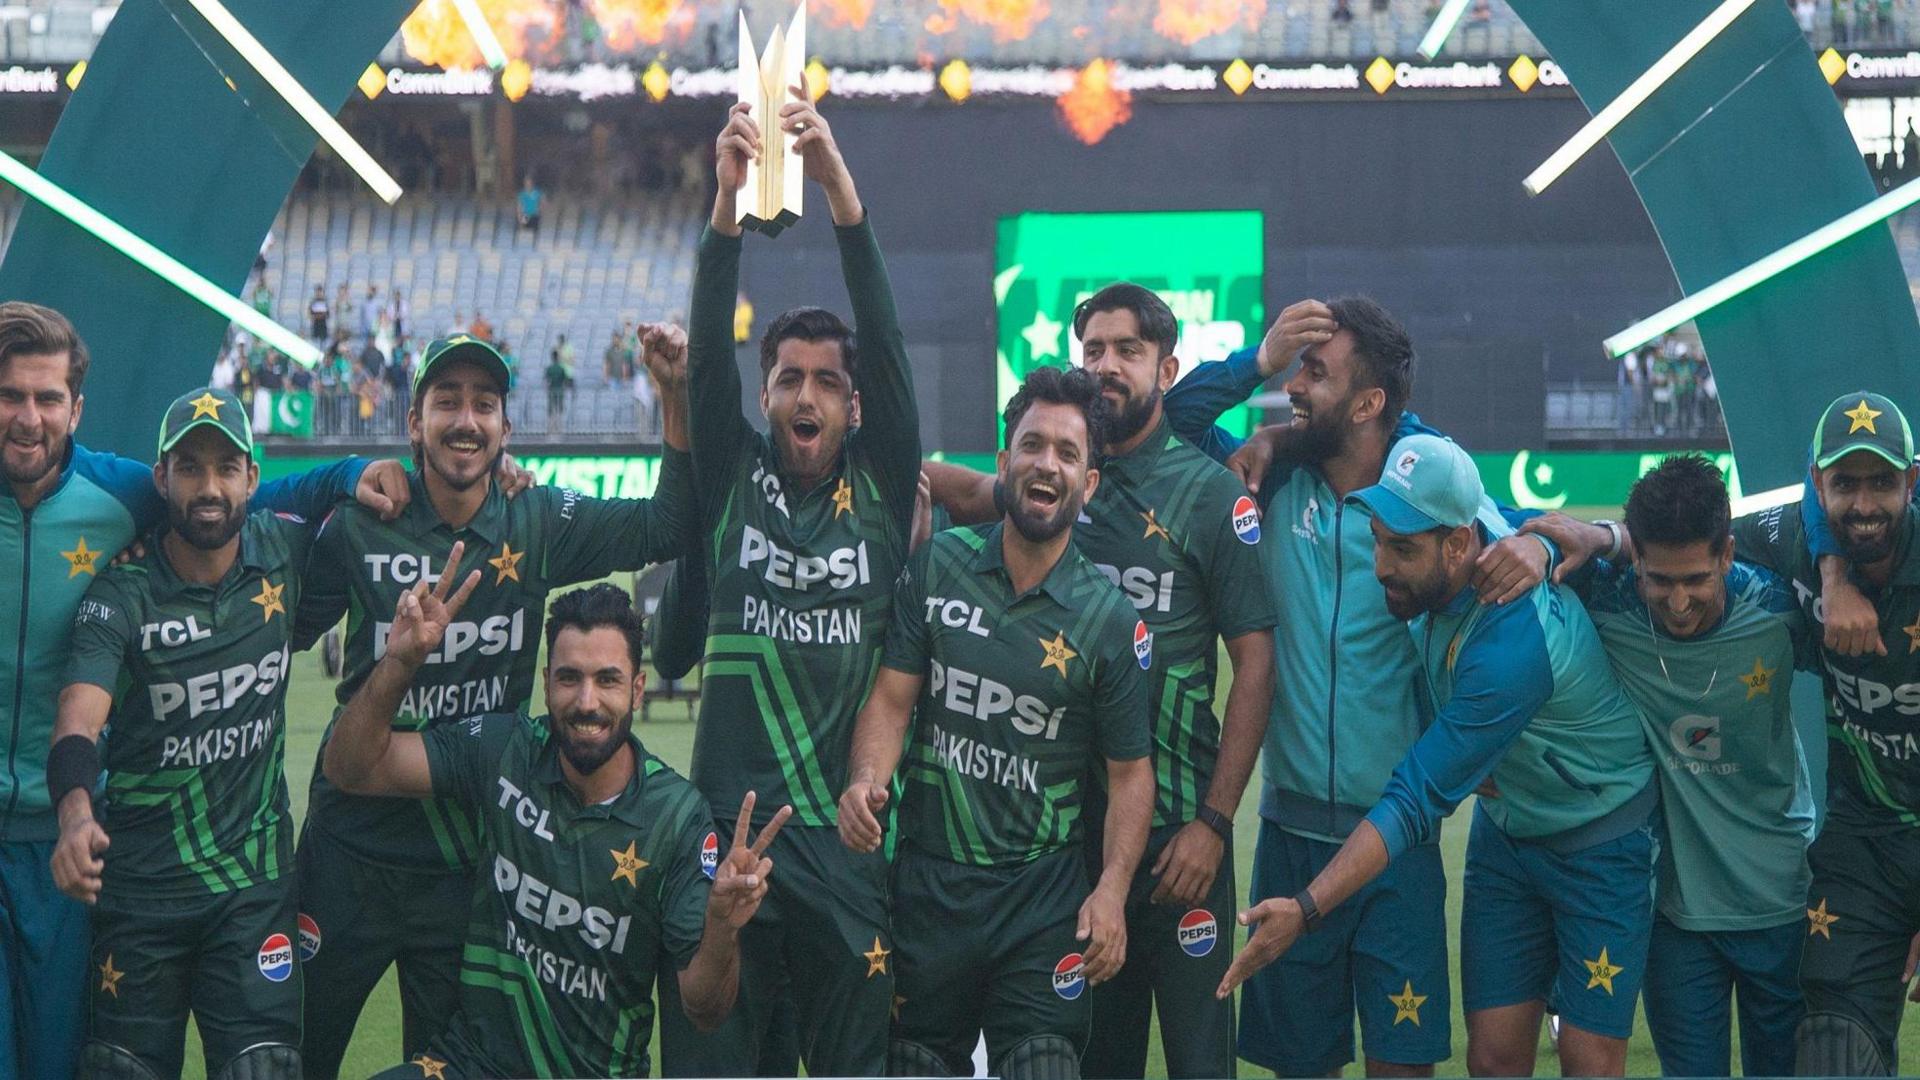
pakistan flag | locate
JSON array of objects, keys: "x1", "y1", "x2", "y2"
[{"x1": 264, "y1": 389, "x2": 313, "y2": 437}]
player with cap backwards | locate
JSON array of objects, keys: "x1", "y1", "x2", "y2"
[
  {"x1": 840, "y1": 366, "x2": 1154, "y2": 1080},
  {"x1": 1545, "y1": 391, "x2": 1920, "y2": 1075},
  {"x1": 291, "y1": 330, "x2": 697, "y2": 1076},
  {"x1": 1218, "y1": 433, "x2": 1658, "y2": 1078},
  {"x1": 47, "y1": 388, "x2": 329, "y2": 1080}
]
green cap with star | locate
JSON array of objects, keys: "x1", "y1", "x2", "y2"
[
  {"x1": 414, "y1": 335, "x2": 511, "y2": 396},
  {"x1": 157, "y1": 387, "x2": 253, "y2": 457},
  {"x1": 1811, "y1": 391, "x2": 1915, "y2": 470}
]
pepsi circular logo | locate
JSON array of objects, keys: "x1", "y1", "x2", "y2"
[
  {"x1": 257, "y1": 933, "x2": 294, "y2": 983},
  {"x1": 1052, "y1": 953, "x2": 1087, "y2": 1000},
  {"x1": 296, "y1": 913, "x2": 322, "y2": 962},
  {"x1": 1177, "y1": 909, "x2": 1218, "y2": 957},
  {"x1": 1133, "y1": 620, "x2": 1153, "y2": 670},
  {"x1": 700, "y1": 831, "x2": 720, "y2": 880},
  {"x1": 1231, "y1": 496, "x2": 1261, "y2": 544}
]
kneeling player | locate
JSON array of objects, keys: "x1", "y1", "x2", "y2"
[
  {"x1": 327, "y1": 576, "x2": 788, "y2": 1079},
  {"x1": 49, "y1": 390, "x2": 319, "y2": 1080},
  {"x1": 840, "y1": 366, "x2": 1154, "y2": 1079}
]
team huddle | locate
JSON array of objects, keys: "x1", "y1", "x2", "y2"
[{"x1": 0, "y1": 91, "x2": 1917, "y2": 1080}]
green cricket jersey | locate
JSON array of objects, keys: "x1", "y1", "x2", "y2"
[
  {"x1": 1580, "y1": 559, "x2": 1816, "y2": 930},
  {"x1": 422, "y1": 713, "x2": 713, "y2": 1078},
  {"x1": 1077, "y1": 418, "x2": 1274, "y2": 826},
  {"x1": 66, "y1": 511, "x2": 313, "y2": 900},
  {"x1": 883, "y1": 524, "x2": 1152, "y2": 867},
  {"x1": 685, "y1": 219, "x2": 920, "y2": 827},
  {"x1": 295, "y1": 461, "x2": 692, "y2": 871},
  {"x1": 1735, "y1": 501, "x2": 1920, "y2": 833}
]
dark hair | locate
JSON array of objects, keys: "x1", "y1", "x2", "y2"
[
  {"x1": 0, "y1": 301, "x2": 89, "y2": 395},
  {"x1": 545, "y1": 583, "x2": 647, "y2": 673},
  {"x1": 1326, "y1": 296, "x2": 1413, "y2": 426},
  {"x1": 1003, "y1": 365, "x2": 1113, "y2": 458},
  {"x1": 1623, "y1": 454, "x2": 1731, "y2": 556},
  {"x1": 1071, "y1": 283, "x2": 1178, "y2": 360},
  {"x1": 759, "y1": 307, "x2": 855, "y2": 382}
]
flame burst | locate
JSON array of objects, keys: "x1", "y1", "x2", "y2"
[
  {"x1": 933, "y1": 0, "x2": 1052, "y2": 42},
  {"x1": 1152, "y1": 0, "x2": 1266, "y2": 44},
  {"x1": 401, "y1": 0, "x2": 559, "y2": 69},
  {"x1": 588, "y1": 0, "x2": 696, "y2": 50},
  {"x1": 1057, "y1": 58, "x2": 1131, "y2": 145},
  {"x1": 815, "y1": 0, "x2": 875, "y2": 28}
]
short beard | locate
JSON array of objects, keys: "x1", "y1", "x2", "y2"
[
  {"x1": 1293, "y1": 405, "x2": 1349, "y2": 466},
  {"x1": 1838, "y1": 514, "x2": 1897, "y2": 565},
  {"x1": 168, "y1": 498, "x2": 245, "y2": 551},
  {"x1": 554, "y1": 702, "x2": 634, "y2": 776},
  {"x1": 1104, "y1": 385, "x2": 1160, "y2": 449},
  {"x1": 2, "y1": 434, "x2": 62, "y2": 487},
  {"x1": 421, "y1": 441, "x2": 500, "y2": 493},
  {"x1": 996, "y1": 477, "x2": 1082, "y2": 543},
  {"x1": 1383, "y1": 569, "x2": 1451, "y2": 621}
]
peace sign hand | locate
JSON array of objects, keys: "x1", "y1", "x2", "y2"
[
  {"x1": 708, "y1": 791, "x2": 794, "y2": 930},
  {"x1": 382, "y1": 541, "x2": 483, "y2": 669}
]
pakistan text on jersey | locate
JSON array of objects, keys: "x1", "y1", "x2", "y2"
[
  {"x1": 161, "y1": 713, "x2": 278, "y2": 768},
  {"x1": 737, "y1": 525, "x2": 872, "y2": 591},
  {"x1": 148, "y1": 644, "x2": 291, "y2": 724},
  {"x1": 741, "y1": 596, "x2": 863, "y2": 645},
  {"x1": 374, "y1": 608, "x2": 527, "y2": 665},
  {"x1": 1835, "y1": 716, "x2": 1920, "y2": 761},
  {"x1": 502, "y1": 918, "x2": 612, "y2": 1004},
  {"x1": 929, "y1": 722, "x2": 1042, "y2": 795},
  {"x1": 493, "y1": 853, "x2": 634, "y2": 955},
  {"x1": 398, "y1": 676, "x2": 512, "y2": 722},
  {"x1": 929, "y1": 659, "x2": 1067, "y2": 739}
]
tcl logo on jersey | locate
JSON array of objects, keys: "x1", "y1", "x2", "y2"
[
  {"x1": 923, "y1": 596, "x2": 991, "y2": 637},
  {"x1": 700, "y1": 832, "x2": 719, "y2": 880},
  {"x1": 930, "y1": 660, "x2": 1066, "y2": 739},
  {"x1": 751, "y1": 465, "x2": 791, "y2": 517},
  {"x1": 1052, "y1": 953, "x2": 1087, "y2": 1000},
  {"x1": 1133, "y1": 621, "x2": 1153, "y2": 670},
  {"x1": 297, "y1": 914, "x2": 323, "y2": 962},
  {"x1": 1177, "y1": 910, "x2": 1217, "y2": 957},
  {"x1": 493, "y1": 854, "x2": 634, "y2": 955},
  {"x1": 738, "y1": 526, "x2": 871, "y2": 591},
  {"x1": 363, "y1": 552, "x2": 446, "y2": 585},
  {"x1": 375, "y1": 608, "x2": 526, "y2": 665},
  {"x1": 149, "y1": 644, "x2": 291, "y2": 724},
  {"x1": 139, "y1": 616, "x2": 211, "y2": 651},
  {"x1": 1231, "y1": 497, "x2": 1261, "y2": 544},
  {"x1": 1095, "y1": 564, "x2": 1175, "y2": 614},
  {"x1": 257, "y1": 934, "x2": 294, "y2": 983}
]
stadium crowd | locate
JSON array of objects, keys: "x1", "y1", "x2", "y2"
[{"x1": 2, "y1": 90, "x2": 1918, "y2": 1080}]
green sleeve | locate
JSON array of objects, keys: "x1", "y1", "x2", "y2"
[
  {"x1": 688, "y1": 227, "x2": 753, "y2": 525},
  {"x1": 1092, "y1": 605, "x2": 1152, "y2": 762},
  {"x1": 291, "y1": 506, "x2": 352, "y2": 653},
  {"x1": 423, "y1": 712, "x2": 519, "y2": 808},
  {"x1": 649, "y1": 557, "x2": 709, "y2": 682},
  {"x1": 657, "y1": 777, "x2": 715, "y2": 971},
  {"x1": 1731, "y1": 503, "x2": 1804, "y2": 578},
  {"x1": 836, "y1": 216, "x2": 921, "y2": 528},
  {"x1": 880, "y1": 544, "x2": 933, "y2": 676},
  {"x1": 1193, "y1": 472, "x2": 1276, "y2": 639},
  {"x1": 64, "y1": 574, "x2": 136, "y2": 694},
  {"x1": 542, "y1": 449, "x2": 696, "y2": 583}
]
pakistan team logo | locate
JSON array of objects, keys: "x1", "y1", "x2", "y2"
[{"x1": 1668, "y1": 714, "x2": 1721, "y2": 761}]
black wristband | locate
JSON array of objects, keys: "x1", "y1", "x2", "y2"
[
  {"x1": 1293, "y1": 888, "x2": 1323, "y2": 933},
  {"x1": 47, "y1": 734, "x2": 99, "y2": 810},
  {"x1": 1194, "y1": 805, "x2": 1232, "y2": 841}
]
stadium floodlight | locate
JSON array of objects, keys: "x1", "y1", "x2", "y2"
[
  {"x1": 450, "y1": 0, "x2": 509, "y2": 70},
  {"x1": 1729, "y1": 484, "x2": 1802, "y2": 516},
  {"x1": 1603, "y1": 171, "x2": 1920, "y2": 357},
  {"x1": 1522, "y1": 0, "x2": 1759, "y2": 197},
  {"x1": 1417, "y1": 0, "x2": 1472, "y2": 60},
  {"x1": 182, "y1": 0, "x2": 401, "y2": 204},
  {"x1": 0, "y1": 147, "x2": 323, "y2": 368}
]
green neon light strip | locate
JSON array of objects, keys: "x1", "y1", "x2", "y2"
[
  {"x1": 1523, "y1": 0, "x2": 1758, "y2": 196},
  {"x1": 1604, "y1": 173, "x2": 1920, "y2": 358},
  {"x1": 451, "y1": 0, "x2": 508, "y2": 70},
  {"x1": 0, "y1": 147, "x2": 323, "y2": 367},
  {"x1": 1417, "y1": 0, "x2": 1472, "y2": 59},
  {"x1": 184, "y1": 0, "x2": 401, "y2": 203}
]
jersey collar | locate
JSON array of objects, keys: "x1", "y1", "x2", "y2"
[
  {"x1": 1098, "y1": 414, "x2": 1173, "y2": 484},
  {"x1": 971, "y1": 521, "x2": 1081, "y2": 608},
  {"x1": 405, "y1": 467, "x2": 508, "y2": 545}
]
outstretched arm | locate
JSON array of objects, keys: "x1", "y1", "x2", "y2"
[{"x1": 923, "y1": 460, "x2": 998, "y2": 525}]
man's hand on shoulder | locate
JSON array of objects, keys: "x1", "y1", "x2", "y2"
[{"x1": 354, "y1": 459, "x2": 411, "y2": 521}]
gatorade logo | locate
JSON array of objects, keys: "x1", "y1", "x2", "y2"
[
  {"x1": 257, "y1": 934, "x2": 294, "y2": 983},
  {"x1": 1231, "y1": 496, "x2": 1260, "y2": 544},
  {"x1": 1133, "y1": 620, "x2": 1153, "y2": 670},
  {"x1": 1053, "y1": 953, "x2": 1087, "y2": 1000},
  {"x1": 1178, "y1": 910, "x2": 1218, "y2": 957},
  {"x1": 701, "y1": 832, "x2": 719, "y2": 880},
  {"x1": 296, "y1": 914, "x2": 322, "y2": 962}
]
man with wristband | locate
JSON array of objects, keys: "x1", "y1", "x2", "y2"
[{"x1": 1218, "y1": 434, "x2": 1658, "y2": 1079}]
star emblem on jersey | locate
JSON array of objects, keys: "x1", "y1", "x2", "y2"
[
  {"x1": 62, "y1": 536, "x2": 99, "y2": 578},
  {"x1": 610, "y1": 840, "x2": 649, "y2": 887},
  {"x1": 1740, "y1": 657, "x2": 1775, "y2": 699},
  {"x1": 488, "y1": 542, "x2": 524, "y2": 584},
  {"x1": 1140, "y1": 509, "x2": 1171, "y2": 542},
  {"x1": 1583, "y1": 947, "x2": 1623, "y2": 994},
  {"x1": 1807, "y1": 898, "x2": 1839, "y2": 939},
  {"x1": 1388, "y1": 980, "x2": 1427, "y2": 1025},
  {"x1": 832, "y1": 477, "x2": 855, "y2": 519},
  {"x1": 251, "y1": 578, "x2": 286, "y2": 622},
  {"x1": 412, "y1": 1053, "x2": 449, "y2": 1080},
  {"x1": 1845, "y1": 398, "x2": 1883, "y2": 434},
  {"x1": 1038, "y1": 632, "x2": 1078, "y2": 677},
  {"x1": 1904, "y1": 615, "x2": 1920, "y2": 654},
  {"x1": 98, "y1": 954, "x2": 123, "y2": 998},
  {"x1": 864, "y1": 936, "x2": 891, "y2": 978},
  {"x1": 188, "y1": 391, "x2": 224, "y2": 420}
]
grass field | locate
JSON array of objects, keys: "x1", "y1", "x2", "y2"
[{"x1": 171, "y1": 573, "x2": 1920, "y2": 1077}]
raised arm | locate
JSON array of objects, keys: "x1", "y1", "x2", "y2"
[
  {"x1": 688, "y1": 104, "x2": 761, "y2": 514},
  {"x1": 923, "y1": 460, "x2": 998, "y2": 526}
]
